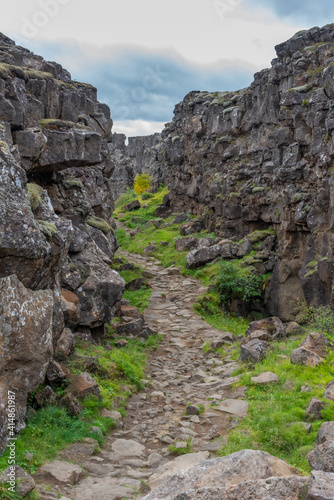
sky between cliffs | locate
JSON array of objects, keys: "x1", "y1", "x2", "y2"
[{"x1": 3, "y1": 0, "x2": 334, "y2": 137}]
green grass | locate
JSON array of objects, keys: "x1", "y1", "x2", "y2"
[
  {"x1": 168, "y1": 439, "x2": 193, "y2": 456},
  {"x1": 219, "y1": 338, "x2": 334, "y2": 474},
  {"x1": 0, "y1": 334, "x2": 161, "y2": 476},
  {"x1": 124, "y1": 286, "x2": 152, "y2": 312}
]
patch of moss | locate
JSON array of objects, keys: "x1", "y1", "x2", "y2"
[
  {"x1": 247, "y1": 229, "x2": 275, "y2": 244},
  {"x1": 27, "y1": 183, "x2": 44, "y2": 211},
  {"x1": 39, "y1": 119, "x2": 90, "y2": 131},
  {"x1": 37, "y1": 220, "x2": 58, "y2": 239},
  {"x1": 252, "y1": 187, "x2": 265, "y2": 193},
  {"x1": 86, "y1": 216, "x2": 114, "y2": 235},
  {"x1": 64, "y1": 179, "x2": 84, "y2": 189},
  {"x1": 0, "y1": 140, "x2": 10, "y2": 153}
]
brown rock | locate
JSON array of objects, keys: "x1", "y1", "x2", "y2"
[
  {"x1": 59, "y1": 393, "x2": 83, "y2": 417},
  {"x1": 245, "y1": 317, "x2": 285, "y2": 340},
  {"x1": 300, "y1": 332, "x2": 331, "y2": 358},
  {"x1": 316, "y1": 422, "x2": 334, "y2": 446},
  {"x1": 290, "y1": 347, "x2": 324, "y2": 367},
  {"x1": 240, "y1": 339, "x2": 269, "y2": 363},
  {"x1": 285, "y1": 322, "x2": 304, "y2": 337},
  {"x1": 308, "y1": 441, "x2": 334, "y2": 472},
  {"x1": 175, "y1": 237, "x2": 198, "y2": 252},
  {"x1": 0, "y1": 275, "x2": 54, "y2": 431},
  {"x1": 67, "y1": 372, "x2": 102, "y2": 401},
  {"x1": 34, "y1": 387, "x2": 58, "y2": 408},
  {"x1": 305, "y1": 397, "x2": 327, "y2": 421},
  {"x1": 324, "y1": 380, "x2": 334, "y2": 401},
  {"x1": 56, "y1": 328, "x2": 75, "y2": 357},
  {"x1": 37, "y1": 460, "x2": 84, "y2": 485},
  {"x1": 46, "y1": 359, "x2": 67, "y2": 383},
  {"x1": 0, "y1": 465, "x2": 35, "y2": 497},
  {"x1": 144, "y1": 450, "x2": 301, "y2": 499}
]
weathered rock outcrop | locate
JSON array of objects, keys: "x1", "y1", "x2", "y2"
[
  {"x1": 112, "y1": 24, "x2": 334, "y2": 320},
  {"x1": 0, "y1": 33, "x2": 125, "y2": 443}
]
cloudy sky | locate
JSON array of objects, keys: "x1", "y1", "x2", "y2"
[{"x1": 3, "y1": 1, "x2": 334, "y2": 137}]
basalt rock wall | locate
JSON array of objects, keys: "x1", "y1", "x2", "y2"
[
  {"x1": 113, "y1": 25, "x2": 334, "y2": 321},
  {"x1": 0, "y1": 33, "x2": 125, "y2": 448}
]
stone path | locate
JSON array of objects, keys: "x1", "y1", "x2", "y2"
[{"x1": 35, "y1": 248, "x2": 247, "y2": 500}]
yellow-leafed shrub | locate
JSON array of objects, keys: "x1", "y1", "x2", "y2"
[{"x1": 134, "y1": 173, "x2": 152, "y2": 195}]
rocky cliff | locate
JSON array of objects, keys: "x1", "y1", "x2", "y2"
[
  {"x1": 112, "y1": 24, "x2": 334, "y2": 321},
  {"x1": 0, "y1": 33, "x2": 125, "y2": 450}
]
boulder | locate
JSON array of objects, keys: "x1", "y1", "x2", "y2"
[
  {"x1": 285, "y1": 322, "x2": 304, "y2": 337},
  {"x1": 46, "y1": 359, "x2": 67, "y2": 383},
  {"x1": 290, "y1": 347, "x2": 324, "y2": 367},
  {"x1": 300, "y1": 332, "x2": 331, "y2": 358},
  {"x1": 316, "y1": 422, "x2": 334, "y2": 445},
  {"x1": 116, "y1": 318, "x2": 145, "y2": 336},
  {"x1": 186, "y1": 244, "x2": 223, "y2": 269},
  {"x1": 120, "y1": 306, "x2": 144, "y2": 321},
  {"x1": 180, "y1": 220, "x2": 204, "y2": 236},
  {"x1": 245, "y1": 317, "x2": 285, "y2": 340},
  {"x1": 144, "y1": 450, "x2": 302, "y2": 499},
  {"x1": 34, "y1": 386, "x2": 58, "y2": 408},
  {"x1": 148, "y1": 451, "x2": 210, "y2": 491},
  {"x1": 251, "y1": 371, "x2": 279, "y2": 385},
  {"x1": 59, "y1": 393, "x2": 83, "y2": 417},
  {"x1": 305, "y1": 397, "x2": 327, "y2": 421},
  {"x1": 240, "y1": 339, "x2": 269, "y2": 363},
  {"x1": 0, "y1": 465, "x2": 35, "y2": 497},
  {"x1": 308, "y1": 441, "x2": 334, "y2": 472},
  {"x1": 211, "y1": 332, "x2": 236, "y2": 349},
  {"x1": 143, "y1": 243, "x2": 158, "y2": 255},
  {"x1": 324, "y1": 380, "x2": 334, "y2": 401},
  {"x1": 56, "y1": 328, "x2": 75, "y2": 357},
  {"x1": 175, "y1": 236, "x2": 198, "y2": 252},
  {"x1": 307, "y1": 470, "x2": 334, "y2": 500},
  {"x1": 0, "y1": 275, "x2": 54, "y2": 431},
  {"x1": 123, "y1": 199, "x2": 141, "y2": 211},
  {"x1": 67, "y1": 372, "x2": 102, "y2": 401},
  {"x1": 291, "y1": 332, "x2": 331, "y2": 367}
]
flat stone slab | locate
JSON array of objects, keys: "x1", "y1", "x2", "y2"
[
  {"x1": 148, "y1": 451, "x2": 210, "y2": 490},
  {"x1": 111, "y1": 438, "x2": 145, "y2": 458},
  {"x1": 71, "y1": 476, "x2": 136, "y2": 500},
  {"x1": 251, "y1": 371, "x2": 279, "y2": 385},
  {"x1": 38, "y1": 460, "x2": 84, "y2": 485},
  {"x1": 217, "y1": 399, "x2": 249, "y2": 417}
]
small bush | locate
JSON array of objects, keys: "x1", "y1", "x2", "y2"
[
  {"x1": 142, "y1": 192, "x2": 154, "y2": 200},
  {"x1": 134, "y1": 173, "x2": 152, "y2": 195},
  {"x1": 214, "y1": 260, "x2": 262, "y2": 305},
  {"x1": 298, "y1": 303, "x2": 334, "y2": 340}
]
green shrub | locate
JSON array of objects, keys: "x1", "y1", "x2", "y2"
[
  {"x1": 214, "y1": 260, "x2": 262, "y2": 305},
  {"x1": 298, "y1": 303, "x2": 334, "y2": 340},
  {"x1": 142, "y1": 192, "x2": 155, "y2": 200}
]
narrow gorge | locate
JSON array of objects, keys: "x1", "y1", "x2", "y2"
[{"x1": 0, "y1": 25, "x2": 334, "y2": 500}]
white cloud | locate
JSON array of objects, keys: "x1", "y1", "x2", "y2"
[{"x1": 113, "y1": 120, "x2": 167, "y2": 138}]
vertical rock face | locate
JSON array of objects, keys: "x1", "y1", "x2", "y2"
[
  {"x1": 111, "y1": 24, "x2": 334, "y2": 319},
  {"x1": 0, "y1": 33, "x2": 125, "y2": 438}
]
